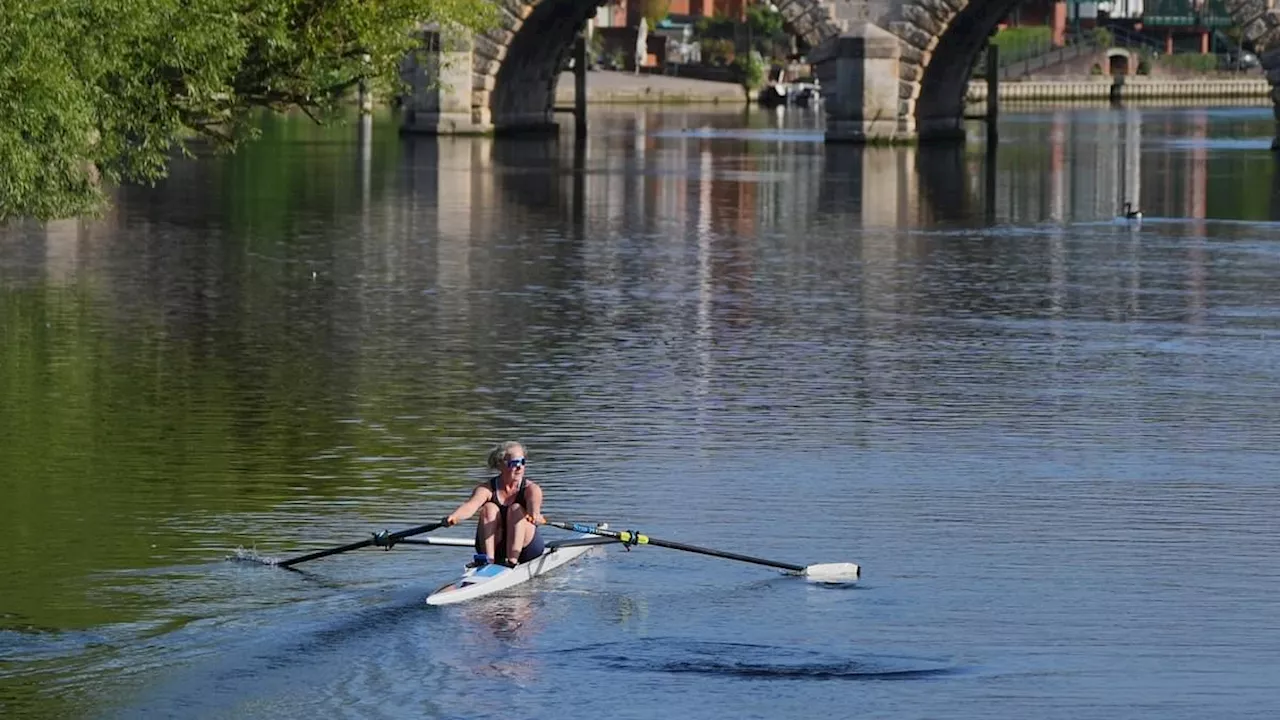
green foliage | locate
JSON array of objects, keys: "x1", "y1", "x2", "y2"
[
  {"x1": 638, "y1": 0, "x2": 669, "y2": 27},
  {"x1": 702, "y1": 38, "x2": 736, "y2": 66},
  {"x1": 734, "y1": 51, "x2": 765, "y2": 98},
  {"x1": 987, "y1": 26, "x2": 1052, "y2": 66},
  {"x1": 0, "y1": 0, "x2": 494, "y2": 223},
  {"x1": 989, "y1": 26, "x2": 1051, "y2": 50},
  {"x1": 589, "y1": 28, "x2": 605, "y2": 64},
  {"x1": 695, "y1": 6, "x2": 789, "y2": 61},
  {"x1": 695, "y1": 15, "x2": 735, "y2": 39},
  {"x1": 1159, "y1": 53, "x2": 1221, "y2": 72},
  {"x1": 745, "y1": 5, "x2": 784, "y2": 38}
]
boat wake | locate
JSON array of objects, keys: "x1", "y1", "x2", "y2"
[{"x1": 581, "y1": 639, "x2": 956, "y2": 680}]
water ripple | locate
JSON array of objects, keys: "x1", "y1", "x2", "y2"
[{"x1": 577, "y1": 639, "x2": 956, "y2": 680}]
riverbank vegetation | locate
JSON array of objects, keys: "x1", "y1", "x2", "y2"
[{"x1": 0, "y1": 0, "x2": 493, "y2": 223}]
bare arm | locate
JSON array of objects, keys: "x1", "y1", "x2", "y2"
[
  {"x1": 445, "y1": 485, "x2": 492, "y2": 525},
  {"x1": 523, "y1": 482, "x2": 544, "y2": 524}
]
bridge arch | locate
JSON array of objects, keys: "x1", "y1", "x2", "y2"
[
  {"x1": 457, "y1": 0, "x2": 1280, "y2": 141},
  {"x1": 889, "y1": 0, "x2": 1280, "y2": 138},
  {"x1": 473, "y1": 0, "x2": 607, "y2": 131}
]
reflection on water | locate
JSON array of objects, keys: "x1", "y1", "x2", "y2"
[
  {"x1": 459, "y1": 595, "x2": 539, "y2": 642},
  {"x1": 453, "y1": 595, "x2": 543, "y2": 684},
  {"x1": 8, "y1": 105, "x2": 1276, "y2": 296},
  {"x1": 588, "y1": 639, "x2": 955, "y2": 680},
  {"x1": 3, "y1": 103, "x2": 1280, "y2": 720}
]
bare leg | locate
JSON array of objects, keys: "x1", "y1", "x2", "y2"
[
  {"x1": 505, "y1": 502, "x2": 533, "y2": 564},
  {"x1": 477, "y1": 503, "x2": 501, "y2": 560}
]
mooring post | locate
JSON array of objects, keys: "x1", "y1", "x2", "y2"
[
  {"x1": 985, "y1": 141, "x2": 998, "y2": 224},
  {"x1": 986, "y1": 44, "x2": 999, "y2": 144},
  {"x1": 1273, "y1": 93, "x2": 1280, "y2": 151},
  {"x1": 575, "y1": 32, "x2": 588, "y2": 139}
]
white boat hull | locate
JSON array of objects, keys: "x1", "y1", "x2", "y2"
[{"x1": 425, "y1": 534, "x2": 599, "y2": 606}]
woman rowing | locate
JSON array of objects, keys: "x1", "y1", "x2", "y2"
[{"x1": 443, "y1": 441, "x2": 545, "y2": 568}]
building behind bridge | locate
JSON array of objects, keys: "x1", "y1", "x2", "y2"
[
  {"x1": 1002, "y1": 0, "x2": 1254, "y2": 55},
  {"x1": 593, "y1": 0, "x2": 1265, "y2": 75}
]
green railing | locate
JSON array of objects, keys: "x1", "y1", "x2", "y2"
[{"x1": 1144, "y1": 0, "x2": 1234, "y2": 28}]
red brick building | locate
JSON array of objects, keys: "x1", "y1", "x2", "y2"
[{"x1": 595, "y1": 0, "x2": 748, "y2": 28}]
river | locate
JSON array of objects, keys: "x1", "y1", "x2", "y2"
[{"x1": 2, "y1": 103, "x2": 1279, "y2": 719}]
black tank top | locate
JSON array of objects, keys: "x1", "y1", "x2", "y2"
[{"x1": 487, "y1": 476, "x2": 528, "y2": 517}]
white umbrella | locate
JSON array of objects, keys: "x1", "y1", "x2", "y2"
[{"x1": 635, "y1": 17, "x2": 648, "y2": 74}]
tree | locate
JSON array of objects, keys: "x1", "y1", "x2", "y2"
[
  {"x1": 745, "y1": 4, "x2": 784, "y2": 40},
  {"x1": 0, "y1": 0, "x2": 494, "y2": 223},
  {"x1": 637, "y1": 0, "x2": 669, "y2": 27},
  {"x1": 734, "y1": 51, "x2": 765, "y2": 101}
]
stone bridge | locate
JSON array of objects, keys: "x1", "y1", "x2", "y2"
[{"x1": 403, "y1": 0, "x2": 1280, "y2": 144}]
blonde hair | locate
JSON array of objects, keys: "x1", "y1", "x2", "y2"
[{"x1": 486, "y1": 441, "x2": 526, "y2": 470}]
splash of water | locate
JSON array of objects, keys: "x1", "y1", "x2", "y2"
[{"x1": 226, "y1": 547, "x2": 280, "y2": 566}]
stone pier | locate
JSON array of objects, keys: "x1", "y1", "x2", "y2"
[
  {"x1": 811, "y1": 23, "x2": 908, "y2": 143},
  {"x1": 1220, "y1": 0, "x2": 1280, "y2": 149},
  {"x1": 400, "y1": 26, "x2": 489, "y2": 135}
]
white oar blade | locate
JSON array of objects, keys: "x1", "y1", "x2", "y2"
[{"x1": 801, "y1": 562, "x2": 861, "y2": 583}]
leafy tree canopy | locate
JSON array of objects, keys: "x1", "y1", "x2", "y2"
[
  {"x1": 0, "y1": 0, "x2": 494, "y2": 222},
  {"x1": 638, "y1": 0, "x2": 669, "y2": 27},
  {"x1": 745, "y1": 4, "x2": 784, "y2": 39}
]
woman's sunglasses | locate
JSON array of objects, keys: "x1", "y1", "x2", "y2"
[{"x1": 505, "y1": 457, "x2": 527, "y2": 469}]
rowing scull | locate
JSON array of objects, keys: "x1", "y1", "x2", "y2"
[{"x1": 424, "y1": 525, "x2": 614, "y2": 606}]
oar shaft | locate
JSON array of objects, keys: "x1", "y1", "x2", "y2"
[
  {"x1": 276, "y1": 519, "x2": 446, "y2": 569},
  {"x1": 640, "y1": 536, "x2": 807, "y2": 573},
  {"x1": 545, "y1": 520, "x2": 806, "y2": 573},
  {"x1": 277, "y1": 538, "x2": 376, "y2": 568}
]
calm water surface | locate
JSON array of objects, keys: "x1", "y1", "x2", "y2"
[{"x1": 3, "y1": 104, "x2": 1280, "y2": 719}]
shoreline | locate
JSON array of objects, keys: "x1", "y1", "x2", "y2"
[
  {"x1": 553, "y1": 70, "x2": 745, "y2": 107},
  {"x1": 965, "y1": 77, "x2": 1270, "y2": 102}
]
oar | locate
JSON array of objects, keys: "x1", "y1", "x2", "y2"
[
  {"x1": 397, "y1": 537, "x2": 476, "y2": 548},
  {"x1": 542, "y1": 519, "x2": 860, "y2": 582},
  {"x1": 273, "y1": 518, "x2": 449, "y2": 569}
]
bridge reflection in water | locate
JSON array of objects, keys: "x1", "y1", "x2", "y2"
[
  {"x1": 392, "y1": 105, "x2": 1245, "y2": 232},
  {"x1": 10, "y1": 104, "x2": 1273, "y2": 296}
]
